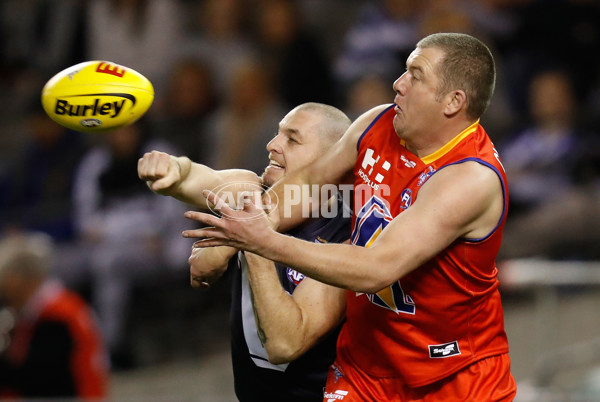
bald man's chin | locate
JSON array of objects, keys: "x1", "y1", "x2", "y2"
[{"x1": 262, "y1": 167, "x2": 285, "y2": 188}]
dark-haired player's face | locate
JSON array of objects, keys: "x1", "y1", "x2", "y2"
[
  {"x1": 392, "y1": 47, "x2": 445, "y2": 141},
  {"x1": 262, "y1": 109, "x2": 324, "y2": 188}
]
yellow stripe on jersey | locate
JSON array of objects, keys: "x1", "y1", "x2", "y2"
[
  {"x1": 375, "y1": 286, "x2": 399, "y2": 313},
  {"x1": 364, "y1": 225, "x2": 400, "y2": 312},
  {"x1": 420, "y1": 120, "x2": 480, "y2": 165},
  {"x1": 364, "y1": 225, "x2": 383, "y2": 248}
]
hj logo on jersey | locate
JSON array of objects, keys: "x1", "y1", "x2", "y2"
[
  {"x1": 286, "y1": 268, "x2": 305, "y2": 285},
  {"x1": 360, "y1": 148, "x2": 391, "y2": 184}
]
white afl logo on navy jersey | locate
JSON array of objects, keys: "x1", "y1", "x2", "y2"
[
  {"x1": 286, "y1": 268, "x2": 305, "y2": 285},
  {"x1": 285, "y1": 235, "x2": 329, "y2": 285}
]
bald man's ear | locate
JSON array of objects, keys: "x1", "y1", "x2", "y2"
[{"x1": 443, "y1": 90, "x2": 467, "y2": 117}]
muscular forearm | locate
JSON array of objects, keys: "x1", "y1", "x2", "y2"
[
  {"x1": 140, "y1": 151, "x2": 260, "y2": 209},
  {"x1": 245, "y1": 252, "x2": 307, "y2": 363},
  {"x1": 189, "y1": 246, "x2": 237, "y2": 288},
  {"x1": 244, "y1": 252, "x2": 346, "y2": 364},
  {"x1": 169, "y1": 157, "x2": 227, "y2": 208},
  {"x1": 259, "y1": 232, "x2": 404, "y2": 294},
  {"x1": 185, "y1": 211, "x2": 408, "y2": 292}
]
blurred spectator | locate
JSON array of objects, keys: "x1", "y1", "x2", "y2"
[
  {"x1": 418, "y1": 0, "x2": 477, "y2": 38},
  {"x1": 499, "y1": 69, "x2": 600, "y2": 260},
  {"x1": 253, "y1": 0, "x2": 336, "y2": 107},
  {"x1": 344, "y1": 74, "x2": 393, "y2": 120},
  {"x1": 57, "y1": 122, "x2": 192, "y2": 368},
  {"x1": 0, "y1": 101, "x2": 89, "y2": 243},
  {"x1": 499, "y1": 186, "x2": 600, "y2": 261},
  {"x1": 334, "y1": 0, "x2": 422, "y2": 89},
  {"x1": 0, "y1": 232, "x2": 108, "y2": 399},
  {"x1": 500, "y1": 70, "x2": 583, "y2": 215},
  {"x1": 0, "y1": 0, "x2": 87, "y2": 74},
  {"x1": 418, "y1": 0, "x2": 516, "y2": 41},
  {"x1": 152, "y1": 57, "x2": 219, "y2": 164},
  {"x1": 416, "y1": 0, "x2": 517, "y2": 141},
  {"x1": 178, "y1": 0, "x2": 256, "y2": 97},
  {"x1": 0, "y1": 71, "x2": 49, "y2": 162},
  {"x1": 573, "y1": 131, "x2": 600, "y2": 189},
  {"x1": 210, "y1": 61, "x2": 287, "y2": 174},
  {"x1": 499, "y1": 0, "x2": 600, "y2": 116},
  {"x1": 587, "y1": 77, "x2": 600, "y2": 133},
  {"x1": 86, "y1": 0, "x2": 185, "y2": 95}
]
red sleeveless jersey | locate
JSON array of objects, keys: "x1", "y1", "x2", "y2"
[
  {"x1": 338, "y1": 105, "x2": 510, "y2": 387},
  {"x1": 4, "y1": 282, "x2": 108, "y2": 398}
]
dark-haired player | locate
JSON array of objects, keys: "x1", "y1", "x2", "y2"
[{"x1": 184, "y1": 33, "x2": 517, "y2": 401}]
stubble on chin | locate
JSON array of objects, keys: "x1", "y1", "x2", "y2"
[
  {"x1": 394, "y1": 112, "x2": 411, "y2": 139},
  {"x1": 261, "y1": 172, "x2": 279, "y2": 189}
]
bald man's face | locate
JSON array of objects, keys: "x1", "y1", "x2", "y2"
[{"x1": 262, "y1": 109, "x2": 327, "y2": 187}]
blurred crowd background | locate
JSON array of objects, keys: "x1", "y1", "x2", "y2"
[{"x1": 0, "y1": 0, "x2": 599, "y2": 400}]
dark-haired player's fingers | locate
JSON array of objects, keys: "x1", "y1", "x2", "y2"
[
  {"x1": 202, "y1": 189, "x2": 235, "y2": 213},
  {"x1": 190, "y1": 274, "x2": 210, "y2": 288},
  {"x1": 191, "y1": 238, "x2": 232, "y2": 248},
  {"x1": 183, "y1": 226, "x2": 225, "y2": 240},
  {"x1": 240, "y1": 190, "x2": 262, "y2": 212},
  {"x1": 184, "y1": 211, "x2": 222, "y2": 228}
]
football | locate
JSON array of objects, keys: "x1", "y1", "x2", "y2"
[{"x1": 41, "y1": 60, "x2": 154, "y2": 133}]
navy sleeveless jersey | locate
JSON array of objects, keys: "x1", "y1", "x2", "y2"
[{"x1": 229, "y1": 195, "x2": 351, "y2": 402}]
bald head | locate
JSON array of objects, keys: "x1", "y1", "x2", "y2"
[
  {"x1": 262, "y1": 103, "x2": 350, "y2": 187},
  {"x1": 291, "y1": 103, "x2": 351, "y2": 146}
]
